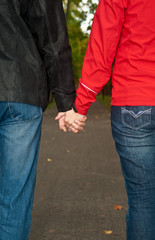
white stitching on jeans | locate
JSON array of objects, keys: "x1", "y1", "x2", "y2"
[
  {"x1": 121, "y1": 108, "x2": 151, "y2": 119},
  {"x1": 121, "y1": 107, "x2": 152, "y2": 130}
]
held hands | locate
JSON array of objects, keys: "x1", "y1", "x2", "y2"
[
  {"x1": 65, "y1": 109, "x2": 87, "y2": 133},
  {"x1": 55, "y1": 109, "x2": 87, "y2": 134}
]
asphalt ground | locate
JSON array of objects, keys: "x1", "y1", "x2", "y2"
[{"x1": 29, "y1": 100, "x2": 127, "y2": 240}]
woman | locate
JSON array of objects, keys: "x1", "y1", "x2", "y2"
[{"x1": 61, "y1": 0, "x2": 155, "y2": 239}]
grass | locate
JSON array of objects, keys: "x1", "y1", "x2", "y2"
[{"x1": 46, "y1": 100, "x2": 56, "y2": 110}]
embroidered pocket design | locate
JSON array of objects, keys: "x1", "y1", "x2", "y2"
[{"x1": 121, "y1": 107, "x2": 151, "y2": 130}]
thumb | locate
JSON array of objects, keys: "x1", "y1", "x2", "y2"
[
  {"x1": 83, "y1": 115, "x2": 87, "y2": 121},
  {"x1": 55, "y1": 112, "x2": 65, "y2": 120}
]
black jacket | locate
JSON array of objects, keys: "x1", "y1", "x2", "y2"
[{"x1": 0, "y1": 0, "x2": 76, "y2": 111}]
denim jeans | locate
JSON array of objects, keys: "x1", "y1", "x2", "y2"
[
  {"x1": 111, "y1": 106, "x2": 155, "y2": 240},
  {"x1": 0, "y1": 102, "x2": 43, "y2": 240}
]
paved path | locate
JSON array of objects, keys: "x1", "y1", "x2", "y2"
[{"x1": 29, "y1": 101, "x2": 127, "y2": 240}]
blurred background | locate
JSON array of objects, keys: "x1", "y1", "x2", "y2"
[{"x1": 48, "y1": 0, "x2": 112, "y2": 110}]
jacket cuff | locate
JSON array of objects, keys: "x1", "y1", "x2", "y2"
[
  {"x1": 74, "y1": 101, "x2": 89, "y2": 115},
  {"x1": 72, "y1": 104, "x2": 77, "y2": 112},
  {"x1": 52, "y1": 89, "x2": 76, "y2": 112}
]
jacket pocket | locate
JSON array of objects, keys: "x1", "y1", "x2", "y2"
[{"x1": 121, "y1": 106, "x2": 151, "y2": 130}]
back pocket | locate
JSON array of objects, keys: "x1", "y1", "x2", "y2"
[
  {"x1": 8, "y1": 102, "x2": 42, "y2": 122},
  {"x1": 121, "y1": 106, "x2": 151, "y2": 130}
]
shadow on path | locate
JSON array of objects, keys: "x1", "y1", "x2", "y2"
[{"x1": 29, "y1": 101, "x2": 127, "y2": 240}]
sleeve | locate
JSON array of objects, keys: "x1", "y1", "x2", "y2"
[
  {"x1": 74, "y1": 0, "x2": 127, "y2": 115},
  {"x1": 22, "y1": 0, "x2": 76, "y2": 112}
]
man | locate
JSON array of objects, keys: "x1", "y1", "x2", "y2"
[
  {"x1": 0, "y1": 0, "x2": 85, "y2": 239},
  {"x1": 65, "y1": 0, "x2": 155, "y2": 239}
]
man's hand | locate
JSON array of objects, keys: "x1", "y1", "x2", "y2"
[
  {"x1": 65, "y1": 109, "x2": 87, "y2": 134},
  {"x1": 55, "y1": 112, "x2": 67, "y2": 132}
]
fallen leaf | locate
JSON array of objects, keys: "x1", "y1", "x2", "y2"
[
  {"x1": 52, "y1": 137, "x2": 55, "y2": 140},
  {"x1": 61, "y1": 234, "x2": 68, "y2": 238},
  {"x1": 103, "y1": 230, "x2": 113, "y2": 235},
  {"x1": 48, "y1": 229, "x2": 55, "y2": 233},
  {"x1": 66, "y1": 149, "x2": 70, "y2": 153},
  {"x1": 113, "y1": 204, "x2": 123, "y2": 210},
  {"x1": 47, "y1": 158, "x2": 52, "y2": 162},
  {"x1": 95, "y1": 115, "x2": 99, "y2": 119}
]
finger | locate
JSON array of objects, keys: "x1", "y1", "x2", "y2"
[
  {"x1": 77, "y1": 118, "x2": 85, "y2": 122},
  {"x1": 55, "y1": 112, "x2": 65, "y2": 120},
  {"x1": 70, "y1": 127, "x2": 79, "y2": 134},
  {"x1": 63, "y1": 127, "x2": 67, "y2": 132},
  {"x1": 59, "y1": 120, "x2": 67, "y2": 132},
  {"x1": 65, "y1": 121, "x2": 82, "y2": 131},
  {"x1": 55, "y1": 114, "x2": 62, "y2": 120},
  {"x1": 77, "y1": 116, "x2": 87, "y2": 122},
  {"x1": 60, "y1": 125, "x2": 67, "y2": 132},
  {"x1": 62, "y1": 127, "x2": 67, "y2": 132},
  {"x1": 65, "y1": 123, "x2": 70, "y2": 129},
  {"x1": 84, "y1": 116, "x2": 87, "y2": 121},
  {"x1": 74, "y1": 120, "x2": 85, "y2": 127},
  {"x1": 72, "y1": 123, "x2": 83, "y2": 131},
  {"x1": 65, "y1": 122, "x2": 75, "y2": 130},
  {"x1": 66, "y1": 124, "x2": 79, "y2": 133}
]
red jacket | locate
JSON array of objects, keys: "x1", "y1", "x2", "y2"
[{"x1": 75, "y1": 0, "x2": 155, "y2": 115}]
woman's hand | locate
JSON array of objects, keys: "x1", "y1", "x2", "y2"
[
  {"x1": 65, "y1": 109, "x2": 87, "y2": 133},
  {"x1": 55, "y1": 109, "x2": 87, "y2": 133}
]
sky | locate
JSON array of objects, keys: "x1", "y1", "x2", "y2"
[{"x1": 81, "y1": 0, "x2": 98, "y2": 33}]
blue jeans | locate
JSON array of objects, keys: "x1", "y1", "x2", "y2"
[
  {"x1": 111, "y1": 106, "x2": 155, "y2": 240},
  {"x1": 0, "y1": 102, "x2": 43, "y2": 240}
]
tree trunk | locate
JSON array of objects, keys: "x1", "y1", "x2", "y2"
[{"x1": 65, "y1": 0, "x2": 71, "y2": 21}]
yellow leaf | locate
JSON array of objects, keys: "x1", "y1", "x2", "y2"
[
  {"x1": 103, "y1": 230, "x2": 113, "y2": 235},
  {"x1": 48, "y1": 229, "x2": 55, "y2": 233},
  {"x1": 47, "y1": 158, "x2": 52, "y2": 162},
  {"x1": 113, "y1": 205, "x2": 123, "y2": 210}
]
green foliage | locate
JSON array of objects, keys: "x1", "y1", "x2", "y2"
[
  {"x1": 63, "y1": 0, "x2": 111, "y2": 97},
  {"x1": 84, "y1": 0, "x2": 98, "y2": 31},
  {"x1": 97, "y1": 94, "x2": 111, "y2": 109},
  {"x1": 62, "y1": 0, "x2": 100, "y2": 83},
  {"x1": 63, "y1": 0, "x2": 90, "y2": 82},
  {"x1": 46, "y1": 100, "x2": 56, "y2": 110},
  {"x1": 69, "y1": 33, "x2": 88, "y2": 82}
]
